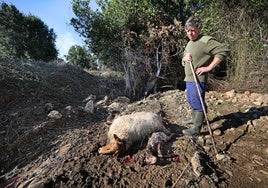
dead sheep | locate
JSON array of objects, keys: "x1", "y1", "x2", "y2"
[
  {"x1": 145, "y1": 132, "x2": 176, "y2": 165},
  {"x1": 98, "y1": 111, "x2": 170, "y2": 155}
]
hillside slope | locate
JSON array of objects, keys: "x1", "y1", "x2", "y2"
[{"x1": 0, "y1": 60, "x2": 267, "y2": 188}]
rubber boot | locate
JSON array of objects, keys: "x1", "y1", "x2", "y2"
[
  {"x1": 182, "y1": 111, "x2": 204, "y2": 135},
  {"x1": 182, "y1": 109, "x2": 195, "y2": 125}
]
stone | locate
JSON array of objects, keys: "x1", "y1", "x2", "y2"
[
  {"x1": 253, "y1": 101, "x2": 262, "y2": 106},
  {"x1": 216, "y1": 153, "x2": 231, "y2": 161},
  {"x1": 117, "y1": 96, "x2": 130, "y2": 103},
  {"x1": 108, "y1": 102, "x2": 121, "y2": 112},
  {"x1": 48, "y1": 110, "x2": 62, "y2": 119},
  {"x1": 224, "y1": 90, "x2": 236, "y2": 98},
  {"x1": 213, "y1": 129, "x2": 222, "y2": 136},
  {"x1": 84, "y1": 100, "x2": 94, "y2": 113}
]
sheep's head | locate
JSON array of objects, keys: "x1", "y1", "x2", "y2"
[{"x1": 98, "y1": 134, "x2": 125, "y2": 155}]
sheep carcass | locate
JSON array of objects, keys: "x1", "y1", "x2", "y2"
[
  {"x1": 98, "y1": 111, "x2": 170, "y2": 155},
  {"x1": 145, "y1": 132, "x2": 176, "y2": 165}
]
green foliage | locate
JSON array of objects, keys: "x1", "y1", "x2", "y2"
[
  {"x1": 66, "y1": 45, "x2": 97, "y2": 69},
  {"x1": 71, "y1": 0, "x2": 116, "y2": 67},
  {"x1": 0, "y1": 3, "x2": 26, "y2": 59},
  {"x1": 0, "y1": 2, "x2": 58, "y2": 61},
  {"x1": 71, "y1": 0, "x2": 268, "y2": 97},
  {"x1": 25, "y1": 15, "x2": 58, "y2": 61},
  {"x1": 196, "y1": 0, "x2": 268, "y2": 91},
  {"x1": 70, "y1": 0, "x2": 198, "y2": 99},
  {"x1": 71, "y1": 0, "x2": 185, "y2": 68}
]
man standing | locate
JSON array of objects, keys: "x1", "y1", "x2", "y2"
[{"x1": 181, "y1": 16, "x2": 230, "y2": 135}]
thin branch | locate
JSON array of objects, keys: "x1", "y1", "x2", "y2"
[{"x1": 172, "y1": 162, "x2": 191, "y2": 188}]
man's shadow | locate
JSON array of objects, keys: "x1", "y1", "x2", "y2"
[{"x1": 208, "y1": 106, "x2": 267, "y2": 133}]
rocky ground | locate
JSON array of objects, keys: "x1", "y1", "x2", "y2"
[{"x1": 0, "y1": 60, "x2": 267, "y2": 188}]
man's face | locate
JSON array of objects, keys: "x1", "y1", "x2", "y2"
[{"x1": 185, "y1": 26, "x2": 200, "y2": 41}]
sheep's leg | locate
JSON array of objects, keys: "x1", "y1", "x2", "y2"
[
  {"x1": 167, "y1": 133, "x2": 175, "y2": 141},
  {"x1": 157, "y1": 143, "x2": 164, "y2": 157}
]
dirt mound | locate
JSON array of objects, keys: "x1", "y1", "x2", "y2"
[{"x1": 0, "y1": 60, "x2": 267, "y2": 188}]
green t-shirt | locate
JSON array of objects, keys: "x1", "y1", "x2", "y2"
[{"x1": 182, "y1": 35, "x2": 229, "y2": 83}]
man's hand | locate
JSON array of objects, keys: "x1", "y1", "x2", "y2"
[
  {"x1": 196, "y1": 66, "x2": 211, "y2": 75},
  {"x1": 183, "y1": 53, "x2": 192, "y2": 63},
  {"x1": 195, "y1": 56, "x2": 223, "y2": 75}
]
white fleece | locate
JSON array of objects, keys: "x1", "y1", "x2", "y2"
[{"x1": 107, "y1": 111, "x2": 170, "y2": 150}]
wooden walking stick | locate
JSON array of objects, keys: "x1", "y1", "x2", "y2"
[{"x1": 189, "y1": 61, "x2": 218, "y2": 155}]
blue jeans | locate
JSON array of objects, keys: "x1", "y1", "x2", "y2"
[{"x1": 186, "y1": 82, "x2": 207, "y2": 112}]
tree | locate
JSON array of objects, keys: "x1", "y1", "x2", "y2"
[
  {"x1": 66, "y1": 45, "x2": 97, "y2": 69},
  {"x1": 71, "y1": 0, "x2": 195, "y2": 99},
  {"x1": 0, "y1": 2, "x2": 58, "y2": 61},
  {"x1": 0, "y1": 3, "x2": 26, "y2": 59},
  {"x1": 25, "y1": 15, "x2": 58, "y2": 61}
]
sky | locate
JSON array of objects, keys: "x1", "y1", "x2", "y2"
[{"x1": 3, "y1": 0, "x2": 98, "y2": 59}]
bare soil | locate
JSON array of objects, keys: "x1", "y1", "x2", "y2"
[{"x1": 0, "y1": 60, "x2": 267, "y2": 188}]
